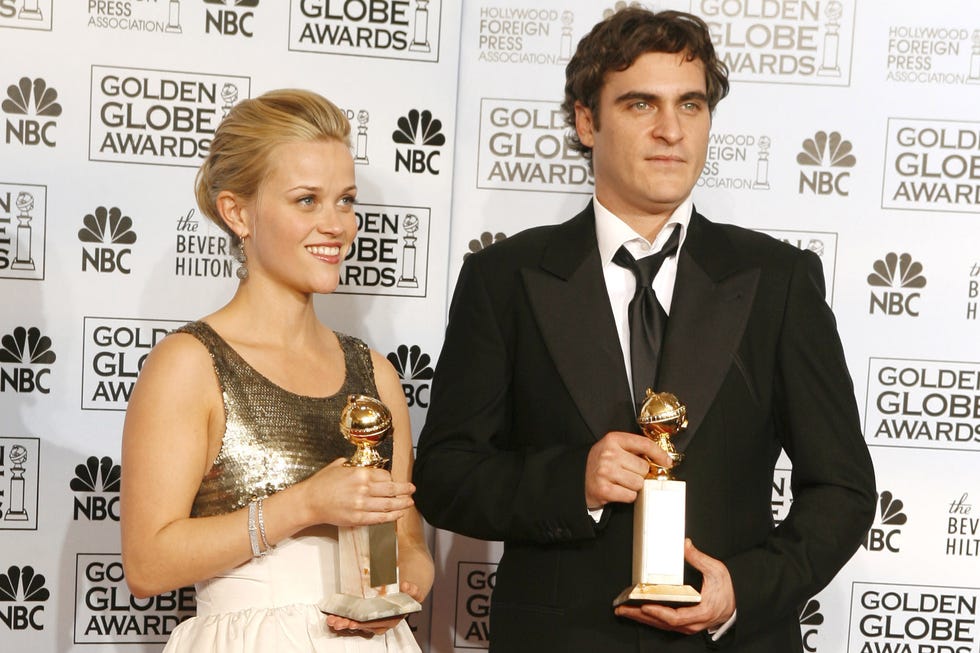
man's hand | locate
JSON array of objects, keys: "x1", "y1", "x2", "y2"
[
  {"x1": 584, "y1": 431, "x2": 673, "y2": 510},
  {"x1": 614, "y1": 539, "x2": 736, "y2": 635}
]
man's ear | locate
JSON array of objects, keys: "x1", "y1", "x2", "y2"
[
  {"x1": 574, "y1": 101, "x2": 596, "y2": 148},
  {"x1": 216, "y1": 190, "x2": 249, "y2": 239}
]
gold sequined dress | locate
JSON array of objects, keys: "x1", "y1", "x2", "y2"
[{"x1": 162, "y1": 321, "x2": 420, "y2": 653}]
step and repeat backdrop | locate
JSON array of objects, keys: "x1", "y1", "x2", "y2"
[{"x1": 1, "y1": 1, "x2": 978, "y2": 652}]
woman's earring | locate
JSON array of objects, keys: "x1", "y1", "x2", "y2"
[{"x1": 234, "y1": 236, "x2": 249, "y2": 280}]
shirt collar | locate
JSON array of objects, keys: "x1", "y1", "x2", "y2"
[{"x1": 594, "y1": 195, "x2": 693, "y2": 267}]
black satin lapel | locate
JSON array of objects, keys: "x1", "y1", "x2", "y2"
[
  {"x1": 522, "y1": 250, "x2": 637, "y2": 441},
  {"x1": 657, "y1": 251, "x2": 759, "y2": 451}
]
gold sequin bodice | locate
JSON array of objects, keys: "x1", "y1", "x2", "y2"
[{"x1": 177, "y1": 321, "x2": 391, "y2": 518}]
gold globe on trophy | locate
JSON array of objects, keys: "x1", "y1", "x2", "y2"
[
  {"x1": 339, "y1": 394, "x2": 392, "y2": 468},
  {"x1": 636, "y1": 390, "x2": 688, "y2": 480}
]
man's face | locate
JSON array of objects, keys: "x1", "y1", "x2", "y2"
[{"x1": 575, "y1": 51, "x2": 711, "y2": 224}]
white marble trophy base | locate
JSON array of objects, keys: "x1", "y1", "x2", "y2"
[
  {"x1": 613, "y1": 478, "x2": 701, "y2": 607},
  {"x1": 319, "y1": 522, "x2": 422, "y2": 621},
  {"x1": 319, "y1": 591, "x2": 422, "y2": 622}
]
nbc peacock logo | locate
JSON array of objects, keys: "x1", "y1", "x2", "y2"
[
  {"x1": 2, "y1": 76, "x2": 61, "y2": 147},
  {"x1": 393, "y1": 109, "x2": 445, "y2": 175},
  {"x1": 0, "y1": 326, "x2": 55, "y2": 394},
  {"x1": 797, "y1": 130, "x2": 855, "y2": 196},
  {"x1": 71, "y1": 456, "x2": 121, "y2": 522},
  {"x1": 799, "y1": 599, "x2": 824, "y2": 652},
  {"x1": 868, "y1": 252, "x2": 926, "y2": 317},
  {"x1": 0, "y1": 565, "x2": 49, "y2": 631},
  {"x1": 465, "y1": 231, "x2": 507, "y2": 260},
  {"x1": 78, "y1": 206, "x2": 138, "y2": 274},
  {"x1": 862, "y1": 490, "x2": 907, "y2": 553},
  {"x1": 387, "y1": 344, "x2": 434, "y2": 409}
]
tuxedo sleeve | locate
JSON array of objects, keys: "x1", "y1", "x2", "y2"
[
  {"x1": 724, "y1": 249, "x2": 877, "y2": 640},
  {"x1": 413, "y1": 252, "x2": 599, "y2": 544}
]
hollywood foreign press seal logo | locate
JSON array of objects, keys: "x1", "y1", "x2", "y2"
[
  {"x1": 0, "y1": 564, "x2": 49, "y2": 631},
  {"x1": 882, "y1": 118, "x2": 980, "y2": 214},
  {"x1": 71, "y1": 456, "x2": 121, "y2": 522},
  {"x1": 337, "y1": 203, "x2": 431, "y2": 297},
  {"x1": 864, "y1": 358, "x2": 980, "y2": 452},
  {"x1": 0, "y1": 182, "x2": 46, "y2": 281},
  {"x1": 78, "y1": 206, "x2": 138, "y2": 275},
  {"x1": 698, "y1": 132, "x2": 774, "y2": 191},
  {"x1": 87, "y1": 0, "x2": 183, "y2": 33},
  {"x1": 885, "y1": 24, "x2": 980, "y2": 85},
  {"x1": 2, "y1": 76, "x2": 60, "y2": 147},
  {"x1": 756, "y1": 229, "x2": 837, "y2": 305},
  {"x1": 393, "y1": 109, "x2": 446, "y2": 175},
  {"x1": 0, "y1": 437, "x2": 40, "y2": 531},
  {"x1": 477, "y1": 6, "x2": 576, "y2": 66},
  {"x1": 797, "y1": 130, "x2": 855, "y2": 196},
  {"x1": 867, "y1": 252, "x2": 926, "y2": 317},
  {"x1": 477, "y1": 98, "x2": 592, "y2": 194},
  {"x1": 74, "y1": 554, "x2": 195, "y2": 644},
  {"x1": 204, "y1": 0, "x2": 258, "y2": 37},
  {"x1": 82, "y1": 317, "x2": 183, "y2": 410},
  {"x1": 701, "y1": 0, "x2": 855, "y2": 86},
  {"x1": 454, "y1": 561, "x2": 496, "y2": 648},
  {"x1": 0, "y1": 326, "x2": 55, "y2": 394},
  {"x1": 289, "y1": 0, "x2": 442, "y2": 63},
  {"x1": 89, "y1": 65, "x2": 250, "y2": 167},
  {"x1": 0, "y1": 0, "x2": 52, "y2": 31}
]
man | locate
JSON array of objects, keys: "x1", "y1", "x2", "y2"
[{"x1": 414, "y1": 8, "x2": 876, "y2": 652}]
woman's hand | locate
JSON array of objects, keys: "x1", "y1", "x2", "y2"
[{"x1": 302, "y1": 458, "x2": 416, "y2": 528}]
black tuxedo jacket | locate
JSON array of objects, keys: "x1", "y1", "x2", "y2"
[{"x1": 415, "y1": 204, "x2": 876, "y2": 652}]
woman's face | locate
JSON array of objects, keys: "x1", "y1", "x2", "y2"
[{"x1": 243, "y1": 138, "x2": 358, "y2": 296}]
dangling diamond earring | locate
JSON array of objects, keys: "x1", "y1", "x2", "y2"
[{"x1": 235, "y1": 235, "x2": 249, "y2": 280}]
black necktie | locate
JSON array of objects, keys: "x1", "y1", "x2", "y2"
[{"x1": 613, "y1": 225, "x2": 680, "y2": 411}]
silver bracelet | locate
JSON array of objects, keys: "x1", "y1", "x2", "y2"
[
  {"x1": 257, "y1": 497, "x2": 274, "y2": 554},
  {"x1": 247, "y1": 500, "x2": 261, "y2": 558}
]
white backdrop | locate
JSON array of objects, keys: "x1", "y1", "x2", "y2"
[{"x1": 2, "y1": 1, "x2": 979, "y2": 652}]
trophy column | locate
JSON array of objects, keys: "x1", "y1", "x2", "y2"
[{"x1": 319, "y1": 395, "x2": 422, "y2": 622}]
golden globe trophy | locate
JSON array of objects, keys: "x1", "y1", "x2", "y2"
[
  {"x1": 613, "y1": 390, "x2": 701, "y2": 607},
  {"x1": 319, "y1": 394, "x2": 422, "y2": 621}
]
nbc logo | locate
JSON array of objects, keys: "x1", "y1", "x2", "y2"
[
  {"x1": 862, "y1": 490, "x2": 907, "y2": 553},
  {"x1": 465, "y1": 231, "x2": 507, "y2": 260},
  {"x1": 868, "y1": 252, "x2": 926, "y2": 317},
  {"x1": 204, "y1": 0, "x2": 258, "y2": 37},
  {"x1": 799, "y1": 599, "x2": 824, "y2": 653},
  {"x1": 2, "y1": 76, "x2": 60, "y2": 147},
  {"x1": 387, "y1": 344, "x2": 434, "y2": 408},
  {"x1": 393, "y1": 109, "x2": 445, "y2": 175},
  {"x1": 0, "y1": 565, "x2": 48, "y2": 631},
  {"x1": 797, "y1": 130, "x2": 855, "y2": 196},
  {"x1": 71, "y1": 456, "x2": 121, "y2": 522},
  {"x1": 78, "y1": 206, "x2": 137, "y2": 274},
  {"x1": 0, "y1": 326, "x2": 54, "y2": 393}
]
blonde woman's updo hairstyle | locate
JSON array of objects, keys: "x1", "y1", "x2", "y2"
[{"x1": 194, "y1": 89, "x2": 352, "y2": 242}]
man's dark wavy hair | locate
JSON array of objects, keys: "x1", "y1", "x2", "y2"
[{"x1": 562, "y1": 8, "x2": 730, "y2": 162}]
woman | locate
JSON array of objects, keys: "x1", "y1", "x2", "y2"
[{"x1": 120, "y1": 89, "x2": 432, "y2": 652}]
